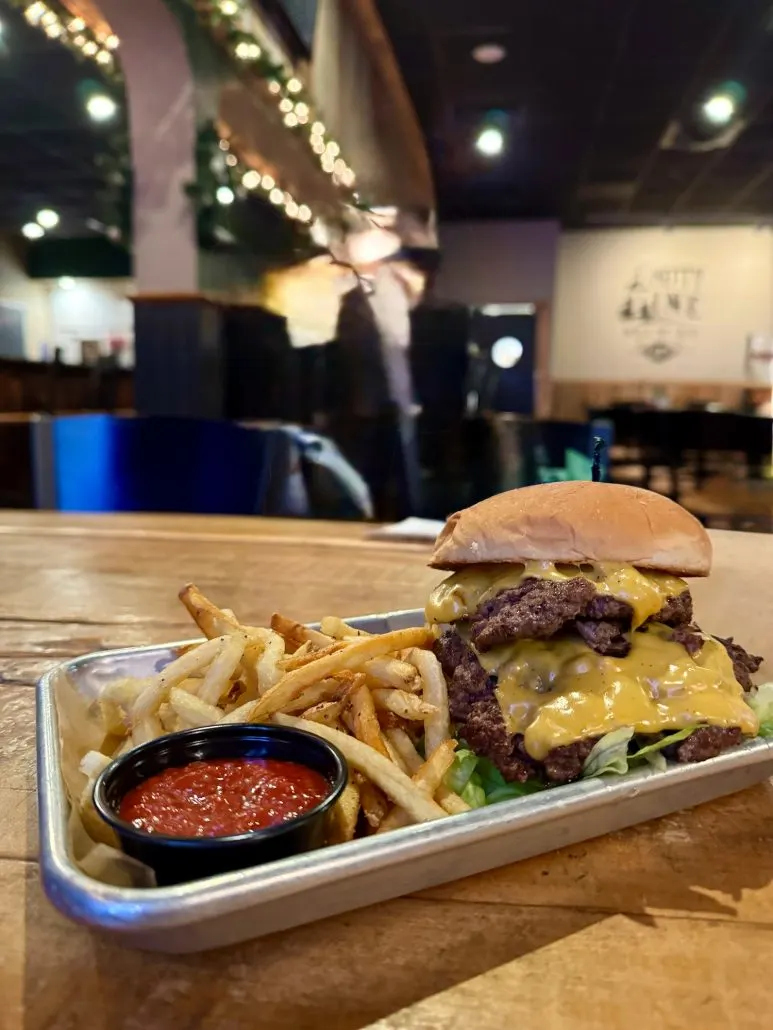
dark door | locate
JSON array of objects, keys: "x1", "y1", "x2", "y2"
[{"x1": 472, "y1": 311, "x2": 537, "y2": 415}]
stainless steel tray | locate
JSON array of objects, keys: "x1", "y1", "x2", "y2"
[{"x1": 37, "y1": 608, "x2": 773, "y2": 954}]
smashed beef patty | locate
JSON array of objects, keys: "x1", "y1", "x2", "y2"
[
  {"x1": 434, "y1": 627, "x2": 760, "y2": 786},
  {"x1": 470, "y1": 577, "x2": 694, "y2": 655}
]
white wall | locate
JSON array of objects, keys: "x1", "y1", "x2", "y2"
[
  {"x1": 435, "y1": 219, "x2": 560, "y2": 305},
  {"x1": 0, "y1": 237, "x2": 134, "y2": 363},
  {"x1": 551, "y1": 226, "x2": 773, "y2": 383}
]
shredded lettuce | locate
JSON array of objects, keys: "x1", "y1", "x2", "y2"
[
  {"x1": 582, "y1": 727, "x2": 634, "y2": 777},
  {"x1": 747, "y1": 683, "x2": 773, "y2": 738},
  {"x1": 445, "y1": 747, "x2": 544, "y2": 808}
]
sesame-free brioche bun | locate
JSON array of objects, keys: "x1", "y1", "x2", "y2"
[{"x1": 430, "y1": 481, "x2": 712, "y2": 576}]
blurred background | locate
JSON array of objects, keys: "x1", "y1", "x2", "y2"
[{"x1": 2, "y1": 0, "x2": 773, "y2": 529}]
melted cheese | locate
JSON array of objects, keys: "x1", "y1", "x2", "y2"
[
  {"x1": 426, "y1": 561, "x2": 687, "y2": 630},
  {"x1": 476, "y1": 625, "x2": 758, "y2": 760}
]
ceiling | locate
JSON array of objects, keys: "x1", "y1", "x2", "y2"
[
  {"x1": 0, "y1": 2, "x2": 120, "y2": 236},
  {"x1": 375, "y1": 0, "x2": 773, "y2": 223}
]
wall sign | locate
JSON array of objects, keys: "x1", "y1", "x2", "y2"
[{"x1": 619, "y1": 265, "x2": 704, "y2": 363}]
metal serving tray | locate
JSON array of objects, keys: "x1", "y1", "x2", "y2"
[{"x1": 37, "y1": 609, "x2": 773, "y2": 954}]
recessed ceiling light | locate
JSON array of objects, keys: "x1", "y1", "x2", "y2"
[
  {"x1": 472, "y1": 43, "x2": 507, "y2": 65},
  {"x1": 702, "y1": 93, "x2": 736, "y2": 126},
  {"x1": 475, "y1": 126, "x2": 505, "y2": 157},
  {"x1": 36, "y1": 208, "x2": 59, "y2": 229}
]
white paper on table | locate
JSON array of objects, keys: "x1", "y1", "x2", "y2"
[{"x1": 366, "y1": 517, "x2": 445, "y2": 542}]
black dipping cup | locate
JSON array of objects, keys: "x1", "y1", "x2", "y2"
[{"x1": 93, "y1": 724, "x2": 348, "y2": 886}]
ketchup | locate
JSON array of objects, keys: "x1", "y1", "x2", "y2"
[{"x1": 119, "y1": 758, "x2": 330, "y2": 838}]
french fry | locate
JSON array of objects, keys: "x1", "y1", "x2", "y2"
[
  {"x1": 377, "y1": 740, "x2": 458, "y2": 833},
  {"x1": 270, "y1": 613, "x2": 332, "y2": 651},
  {"x1": 300, "y1": 700, "x2": 344, "y2": 726},
  {"x1": 219, "y1": 698, "x2": 260, "y2": 724},
  {"x1": 101, "y1": 677, "x2": 148, "y2": 708},
  {"x1": 274, "y1": 714, "x2": 446, "y2": 823},
  {"x1": 169, "y1": 687, "x2": 224, "y2": 729},
  {"x1": 197, "y1": 634, "x2": 246, "y2": 706},
  {"x1": 320, "y1": 616, "x2": 372, "y2": 639},
  {"x1": 371, "y1": 688, "x2": 437, "y2": 721},
  {"x1": 343, "y1": 679, "x2": 392, "y2": 759},
  {"x1": 385, "y1": 728, "x2": 469, "y2": 816},
  {"x1": 283, "y1": 678, "x2": 343, "y2": 713},
  {"x1": 409, "y1": 648, "x2": 451, "y2": 758},
  {"x1": 357, "y1": 775, "x2": 390, "y2": 829},
  {"x1": 277, "y1": 640, "x2": 315, "y2": 668},
  {"x1": 130, "y1": 636, "x2": 225, "y2": 723},
  {"x1": 179, "y1": 583, "x2": 241, "y2": 638},
  {"x1": 279, "y1": 640, "x2": 348, "y2": 672},
  {"x1": 252, "y1": 627, "x2": 432, "y2": 722},
  {"x1": 256, "y1": 629, "x2": 285, "y2": 694},
  {"x1": 131, "y1": 714, "x2": 164, "y2": 747},
  {"x1": 158, "y1": 702, "x2": 179, "y2": 734},
  {"x1": 363, "y1": 656, "x2": 421, "y2": 691},
  {"x1": 329, "y1": 778, "x2": 360, "y2": 844}
]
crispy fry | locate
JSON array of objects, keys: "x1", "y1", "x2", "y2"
[
  {"x1": 409, "y1": 648, "x2": 451, "y2": 758},
  {"x1": 329, "y1": 778, "x2": 360, "y2": 844},
  {"x1": 279, "y1": 639, "x2": 348, "y2": 672},
  {"x1": 131, "y1": 713, "x2": 164, "y2": 747},
  {"x1": 384, "y1": 728, "x2": 469, "y2": 816},
  {"x1": 275, "y1": 714, "x2": 446, "y2": 823},
  {"x1": 357, "y1": 776, "x2": 390, "y2": 829},
  {"x1": 179, "y1": 583, "x2": 241, "y2": 638},
  {"x1": 256, "y1": 629, "x2": 285, "y2": 694},
  {"x1": 130, "y1": 636, "x2": 225, "y2": 723},
  {"x1": 371, "y1": 688, "x2": 437, "y2": 721},
  {"x1": 377, "y1": 740, "x2": 458, "y2": 833},
  {"x1": 363, "y1": 656, "x2": 421, "y2": 691},
  {"x1": 300, "y1": 700, "x2": 345, "y2": 726},
  {"x1": 277, "y1": 640, "x2": 315, "y2": 668},
  {"x1": 252, "y1": 627, "x2": 431, "y2": 722},
  {"x1": 320, "y1": 616, "x2": 372, "y2": 639},
  {"x1": 343, "y1": 679, "x2": 392, "y2": 759},
  {"x1": 197, "y1": 634, "x2": 246, "y2": 706},
  {"x1": 270, "y1": 613, "x2": 332, "y2": 651},
  {"x1": 169, "y1": 687, "x2": 224, "y2": 729},
  {"x1": 283, "y1": 678, "x2": 343, "y2": 713}
]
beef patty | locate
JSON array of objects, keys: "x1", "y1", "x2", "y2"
[
  {"x1": 435, "y1": 592, "x2": 762, "y2": 786},
  {"x1": 470, "y1": 578, "x2": 693, "y2": 655}
]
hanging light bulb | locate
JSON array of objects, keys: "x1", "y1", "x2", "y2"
[
  {"x1": 279, "y1": 98, "x2": 293, "y2": 114},
  {"x1": 242, "y1": 170, "x2": 260, "y2": 189},
  {"x1": 261, "y1": 174, "x2": 275, "y2": 190},
  {"x1": 24, "y1": 3, "x2": 46, "y2": 24},
  {"x1": 269, "y1": 188, "x2": 284, "y2": 205},
  {"x1": 287, "y1": 78, "x2": 302, "y2": 94}
]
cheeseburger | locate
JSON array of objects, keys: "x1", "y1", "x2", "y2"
[{"x1": 428, "y1": 481, "x2": 763, "y2": 785}]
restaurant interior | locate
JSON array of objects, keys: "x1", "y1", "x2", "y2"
[
  {"x1": 3, "y1": 0, "x2": 773, "y2": 531},
  {"x1": 7, "y1": 3, "x2": 773, "y2": 1028}
]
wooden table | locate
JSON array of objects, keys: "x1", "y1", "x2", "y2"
[{"x1": 3, "y1": 513, "x2": 773, "y2": 1030}]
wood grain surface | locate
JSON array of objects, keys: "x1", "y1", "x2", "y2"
[{"x1": 2, "y1": 513, "x2": 773, "y2": 1030}]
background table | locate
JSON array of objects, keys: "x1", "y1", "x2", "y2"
[{"x1": 2, "y1": 513, "x2": 773, "y2": 1030}]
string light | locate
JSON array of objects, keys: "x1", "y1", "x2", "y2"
[
  {"x1": 226, "y1": 153, "x2": 238, "y2": 167},
  {"x1": 219, "y1": 139, "x2": 230, "y2": 151},
  {"x1": 326, "y1": 141, "x2": 340, "y2": 158},
  {"x1": 242, "y1": 170, "x2": 260, "y2": 189},
  {"x1": 333, "y1": 158, "x2": 347, "y2": 176},
  {"x1": 261, "y1": 175, "x2": 275, "y2": 190},
  {"x1": 44, "y1": 21, "x2": 63, "y2": 38},
  {"x1": 36, "y1": 208, "x2": 59, "y2": 229},
  {"x1": 311, "y1": 139, "x2": 325, "y2": 155},
  {"x1": 311, "y1": 121, "x2": 325, "y2": 136},
  {"x1": 219, "y1": 0, "x2": 239, "y2": 15},
  {"x1": 216, "y1": 186, "x2": 235, "y2": 205},
  {"x1": 24, "y1": 3, "x2": 46, "y2": 24},
  {"x1": 235, "y1": 41, "x2": 260, "y2": 60},
  {"x1": 96, "y1": 50, "x2": 112, "y2": 65},
  {"x1": 279, "y1": 98, "x2": 293, "y2": 114},
  {"x1": 82, "y1": 40, "x2": 97, "y2": 56},
  {"x1": 321, "y1": 154, "x2": 335, "y2": 173},
  {"x1": 283, "y1": 112, "x2": 298, "y2": 128},
  {"x1": 104, "y1": 34, "x2": 120, "y2": 49},
  {"x1": 73, "y1": 34, "x2": 85, "y2": 46},
  {"x1": 269, "y1": 188, "x2": 283, "y2": 205},
  {"x1": 287, "y1": 78, "x2": 302, "y2": 94},
  {"x1": 68, "y1": 17, "x2": 85, "y2": 31},
  {"x1": 297, "y1": 205, "x2": 312, "y2": 223},
  {"x1": 285, "y1": 201, "x2": 299, "y2": 219},
  {"x1": 40, "y1": 9, "x2": 56, "y2": 25},
  {"x1": 294, "y1": 103, "x2": 309, "y2": 119},
  {"x1": 22, "y1": 223, "x2": 45, "y2": 240},
  {"x1": 268, "y1": 80, "x2": 281, "y2": 95},
  {"x1": 341, "y1": 168, "x2": 356, "y2": 187}
]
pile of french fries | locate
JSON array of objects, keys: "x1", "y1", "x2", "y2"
[{"x1": 74, "y1": 584, "x2": 469, "y2": 849}]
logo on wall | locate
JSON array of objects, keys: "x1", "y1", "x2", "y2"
[{"x1": 619, "y1": 266, "x2": 703, "y2": 363}]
